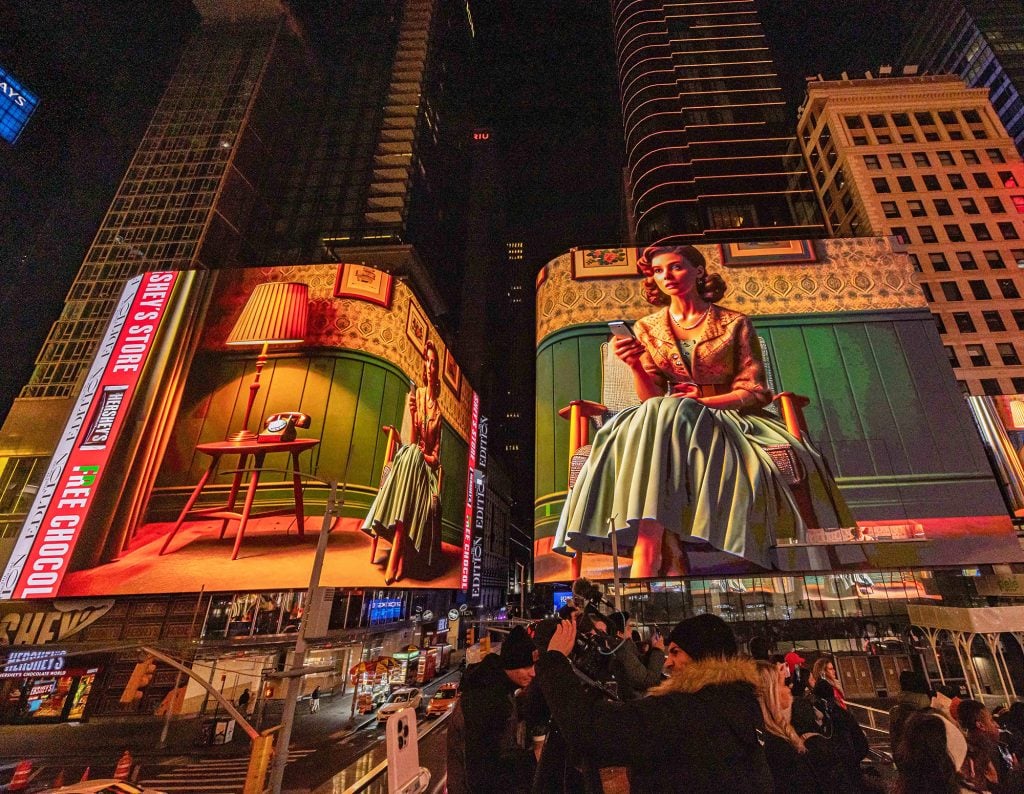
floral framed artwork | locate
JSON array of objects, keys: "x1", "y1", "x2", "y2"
[
  {"x1": 405, "y1": 300, "x2": 429, "y2": 354},
  {"x1": 571, "y1": 247, "x2": 640, "y2": 280},
  {"x1": 334, "y1": 264, "x2": 393, "y2": 308},
  {"x1": 718, "y1": 240, "x2": 818, "y2": 267},
  {"x1": 441, "y1": 347, "x2": 462, "y2": 396}
]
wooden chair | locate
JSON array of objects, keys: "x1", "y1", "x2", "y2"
[
  {"x1": 369, "y1": 425, "x2": 444, "y2": 583},
  {"x1": 559, "y1": 338, "x2": 818, "y2": 576}
]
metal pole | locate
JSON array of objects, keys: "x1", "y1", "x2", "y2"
[
  {"x1": 608, "y1": 515, "x2": 624, "y2": 611},
  {"x1": 267, "y1": 480, "x2": 337, "y2": 794}
]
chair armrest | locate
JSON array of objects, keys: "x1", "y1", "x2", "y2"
[
  {"x1": 381, "y1": 425, "x2": 401, "y2": 465},
  {"x1": 558, "y1": 400, "x2": 607, "y2": 455},
  {"x1": 771, "y1": 392, "x2": 810, "y2": 440}
]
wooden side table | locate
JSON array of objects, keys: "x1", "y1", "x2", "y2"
[{"x1": 159, "y1": 438, "x2": 320, "y2": 559}]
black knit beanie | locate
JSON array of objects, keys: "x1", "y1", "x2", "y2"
[
  {"x1": 501, "y1": 626, "x2": 537, "y2": 670},
  {"x1": 666, "y1": 614, "x2": 737, "y2": 661}
]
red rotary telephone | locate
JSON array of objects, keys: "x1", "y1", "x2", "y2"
[{"x1": 258, "y1": 411, "x2": 312, "y2": 443}]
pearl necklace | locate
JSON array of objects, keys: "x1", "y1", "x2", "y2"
[{"x1": 670, "y1": 306, "x2": 710, "y2": 330}]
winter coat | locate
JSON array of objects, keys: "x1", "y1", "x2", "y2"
[
  {"x1": 763, "y1": 732, "x2": 857, "y2": 794},
  {"x1": 446, "y1": 654, "x2": 535, "y2": 794},
  {"x1": 535, "y1": 652, "x2": 772, "y2": 794},
  {"x1": 609, "y1": 638, "x2": 665, "y2": 701},
  {"x1": 889, "y1": 691, "x2": 930, "y2": 759}
]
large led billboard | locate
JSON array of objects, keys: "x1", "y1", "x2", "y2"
[
  {"x1": 534, "y1": 239, "x2": 1024, "y2": 582},
  {"x1": 0, "y1": 65, "x2": 39, "y2": 144},
  {"x1": 2, "y1": 265, "x2": 478, "y2": 597}
]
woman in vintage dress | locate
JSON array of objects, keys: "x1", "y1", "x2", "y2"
[
  {"x1": 553, "y1": 245, "x2": 851, "y2": 578},
  {"x1": 361, "y1": 340, "x2": 443, "y2": 583}
]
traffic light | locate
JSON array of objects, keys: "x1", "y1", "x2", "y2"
[
  {"x1": 119, "y1": 655, "x2": 157, "y2": 704},
  {"x1": 243, "y1": 730, "x2": 276, "y2": 794}
]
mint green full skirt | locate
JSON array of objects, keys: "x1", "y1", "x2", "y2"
[
  {"x1": 360, "y1": 444, "x2": 438, "y2": 553},
  {"x1": 552, "y1": 396, "x2": 851, "y2": 570}
]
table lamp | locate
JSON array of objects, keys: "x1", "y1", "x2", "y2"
[{"x1": 225, "y1": 281, "x2": 309, "y2": 442}]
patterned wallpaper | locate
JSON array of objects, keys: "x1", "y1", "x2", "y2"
[
  {"x1": 536, "y1": 237, "x2": 926, "y2": 344},
  {"x1": 201, "y1": 264, "x2": 475, "y2": 441}
]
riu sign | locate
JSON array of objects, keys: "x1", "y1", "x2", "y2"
[{"x1": 0, "y1": 272, "x2": 179, "y2": 599}]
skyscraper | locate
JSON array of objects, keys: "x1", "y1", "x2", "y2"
[
  {"x1": 902, "y1": 0, "x2": 1024, "y2": 154},
  {"x1": 797, "y1": 72, "x2": 1024, "y2": 396},
  {"x1": 612, "y1": 0, "x2": 824, "y2": 244}
]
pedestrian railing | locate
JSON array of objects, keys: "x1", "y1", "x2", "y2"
[{"x1": 845, "y1": 700, "x2": 890, "y2": 736}]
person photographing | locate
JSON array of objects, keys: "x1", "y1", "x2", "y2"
[{"x1": 535, "y1": 612, "x2": 771, "y2": 793}]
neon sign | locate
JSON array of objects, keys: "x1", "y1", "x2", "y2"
[
  {"x1": 460, "y1": 393, "x2": 480, "y2": 589},
  {"x1": 0, "y1": 64, "x2": 39, "y2": 144}
]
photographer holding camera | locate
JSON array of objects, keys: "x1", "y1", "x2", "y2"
[
  {"x1": 535, "y1": 612, "x2": 771, "y2": 793},
  {"x1": 606, "y1": 612, "x2": 665, "y2": 701}
]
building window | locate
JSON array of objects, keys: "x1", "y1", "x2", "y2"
[
  {"x1": 953, "y1": 312, "x2": 976, "y2": 332},
  {"x1": 913, "y1": 152, "x2": 930, "y2": 167},
  {"x1": 853, "y1": 135, "x2": 868, "y2": 146},
  {"x1": 984, "y1": 250, "x2": 1006, "y2": 269},
  {"x1": 922, "y1": 283, "x2": 935, "y2": 301},
  {"x1": 893, "y1": 113, "x2": 911, "y2": 127},
  {"x1": 999, "y1": 279, "x2": 1021, "y2": 299},
  {"x1": 872, "y1": 177, "x2": 891, "y2": 194},
  {"x1": 974, "y1": 172, "x2": 993, "y2": 189},
  {"x1": 983, "y1": 310, "x2": 1006, "y2": 331},
  {"x1": 963, "y1": 110, "x2": 982, "y2": 124},
  {"x1": 1013, "y1": 377, "x2": 1024, "y2": 393},
  {"x1": 967, "y1": 344, "x2": 990, "y2": 366},
  {"x1": 986, "y1": 196, "x2": 1006, "y2": 213},
  {"x1": 930, "y1": 252, "x2": 950, "y2": 271},
  {"x1": 960, "y1": 197, "x2": 980, "y2": 214},
  {"x1": 999, "y1": 171, "x2": 1018, "y2": 188},
  {"x1": 938, "y1": 151, "x2": 955, "y2": 166},
  {"x1": 971, "y1": 222, "x2": 992, "y2": 241},
  {"x1": 923, "y1": 175, "x2": 941, "y2": 191},
  {"x1": 963, "y1": 150, "x2": 980, "y2": 165},
  {"x1": 846, "y1": 114, "x2": 865, "y2": 129},
  {"x1": 939, "y1": 111, "x2": 957, "y2": 125},
  {"x1": 969, "y1": 280, "x2": 992, "y2": 299},
  {"x1": 1014, "y1": 310, "x2": 1024, "y2": 330},
  {"x1": 981, "y1": 378, "x2": 1002, "y2": 395},
  {"x1": 893, "y1": 176, "x2": 914, "y2": 192},
  {"x1": 957, "y1": 251, "x2": 978, "y2": 270},
  {"x1": 1014, "y1": 197, "x2": 1024, "y2": 214},
  {"x1": 945, "y1": 224, "x2": 965, "y2": 242},
  {"x1": 998, "y1": 222, "x2": 1019, "y2": 240},
  {"x1": 933, "y1": 313, "x2": 946, "y2": 333},
  {"x1": 946, "y1": 346, "x2": 959, "y2": 367},
  {"x1": 987, "y1": 148, "x2": 1007, "y2": 164},
  {"x1": 916, "y1": 112, "x2": 935, "y2": 126},
  {"x1": 908, "y1": 200, "x2": 926, "y2": 217},
  {"x1": 864, "y1": 154, "x2": 881, "y2": 170},
  {"x1": 869, "y1": 114, "x2": 887, "y2": 129},
  {"x1": 919, "y1": 225, "x2": 938, "y2": 243},
  {"x1": 891, "y1": 226, "x2": 909, "y2": 243},
  {"x1": 877, "y1": 134, "x2": 893, "y2": 144},
  {"x1": 909, "y1": 253, "x2": 922, "y2": 272},
  {"x1": 1012, "y1": 249, "x2": 1024, "y2": 268},
  {"x1": 941, "y1": 281, "x2": 963, "y2": 301},
  {"x1": 882, "y1": 201, "x2": 900, "y2": 218},
  {"x1": 888, "y1": 153, "x2": 906, "y2": 168},
  {"x1": 999, "y1": 343, "x2": 1021, "y2": 365},
  {"x1": 934, "y1": 198, "x2": 953, "y2": 216},
  {"x1": 948, "y1": 173, "x2": 967, "y2": 190}
]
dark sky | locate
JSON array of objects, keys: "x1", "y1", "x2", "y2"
[{"x1": 0, "y1": 0, "x2": 904, "y2": 419}]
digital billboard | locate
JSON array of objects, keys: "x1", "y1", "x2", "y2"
[
  {"x1": 0, "y1": 65, "x2": 39, "y2": 144},
  {"x1": 534, "y1": 239, "x2": 1023, "y2": 582},
  {"x1": 1, "y1": 264, "x2": 478, "y2": 597}
]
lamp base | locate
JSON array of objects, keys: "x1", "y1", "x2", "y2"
[{"x1": 228, "y1": 430, "x2": 259, "y2": 443}]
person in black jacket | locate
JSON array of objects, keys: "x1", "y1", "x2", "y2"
[
  {"x1": 606, "y1": 611, "x2": 665, "y2": 700},
  {"x1": 447, "y1": 627, "x2": 539, "y2": 794},
  {"x1": 535, "y1": 612, "x2": 772, "y2": 793}
]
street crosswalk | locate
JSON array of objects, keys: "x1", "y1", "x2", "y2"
[{"x1": 139, "y1": 748, "x2": 316, "y2": 793}]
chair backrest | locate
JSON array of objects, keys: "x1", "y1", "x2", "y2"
[{"x1": 599, "y1": 336, "x2": 782, "y2": 417}]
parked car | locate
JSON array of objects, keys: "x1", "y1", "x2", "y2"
[
  {"x1": 376, "y1": 687, "x2": 423, "y2": 723},
  {"x1": 426, "y1": 682, "x2": 459, "y2": 717},
  {"x1": 48, "y1": 782, "x2": 166, "y2": 794}
]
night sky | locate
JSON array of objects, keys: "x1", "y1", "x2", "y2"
[{"x1": 0, "y1": 0, "x2": 902, "y2": 420}]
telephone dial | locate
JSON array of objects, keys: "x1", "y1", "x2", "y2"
[{"x1": 258, "y1": 411, "x2": 311, "y2": 443}]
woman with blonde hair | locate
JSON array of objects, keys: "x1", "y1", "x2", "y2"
[
  {"x1": 756, "y1": 660, "x2": 853, "y2": 793},
  {"x1": 810, "y1": 656, "x2": 846, "y2": 709}
]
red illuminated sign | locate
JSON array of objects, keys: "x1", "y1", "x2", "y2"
[
  {"x1": 460, "y1": 392, "x2": 480, "y2": 590},
  {"x1": 0, "y1": 272, "x2": 179, "y2": 599}
]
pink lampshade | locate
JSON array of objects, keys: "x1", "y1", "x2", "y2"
[{"x1": 226, "y1": 282, "x2": 308, "y2": 346}]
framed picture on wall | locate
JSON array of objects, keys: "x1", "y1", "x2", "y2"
[
  {"x1": 571, "y1": 247, "x2": 640, "y2": 280},
  {"x1": 406, "y1": 301, "x2": 429, "y2": 354},
  {"x1": 334, "y1": 264, "x2": 393, "y2": 307},
  {"x1": 718, "y1": 240, "x2": 819, "y2": 267},
  {"x1": 441, "y1": 347, "x2": 462, "y2": 396}
]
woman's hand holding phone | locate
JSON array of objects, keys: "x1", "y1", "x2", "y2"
[{"x1": 670, "y1": 381, "x2": 700, "y2": 399}]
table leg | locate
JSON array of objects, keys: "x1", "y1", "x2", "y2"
[
  {"x1": 221, "y1": 453, "x2": 248, "y2": 540},
  {"x1": 291, "y1": 450, "x2": 306, "y2": 537},
  {"x1": 231, "y1": 453, "x2": 265, "y2": 560},
  {"x1": 160, "y1": 456, "x2": 219, "y2": 555}
]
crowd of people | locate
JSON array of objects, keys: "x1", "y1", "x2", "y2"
[{"x1": 445, "y1": 595, "x2": 890, "y2": 794}]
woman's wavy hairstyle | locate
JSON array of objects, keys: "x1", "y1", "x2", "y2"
[
  {"x1": 637, "y1": 245, "x2": 727, "y2": 306},
  {"x1": 755, "y1": 661, "x2": 806, "y2": 754}
]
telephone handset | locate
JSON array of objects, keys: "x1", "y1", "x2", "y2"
[{"x1": 258, "y1": 411, "x2": 311, "y2": 443}]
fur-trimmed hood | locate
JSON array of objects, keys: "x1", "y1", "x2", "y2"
[{"x1": 651, "y1": 655, "x2": 761, "y2": 696}]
